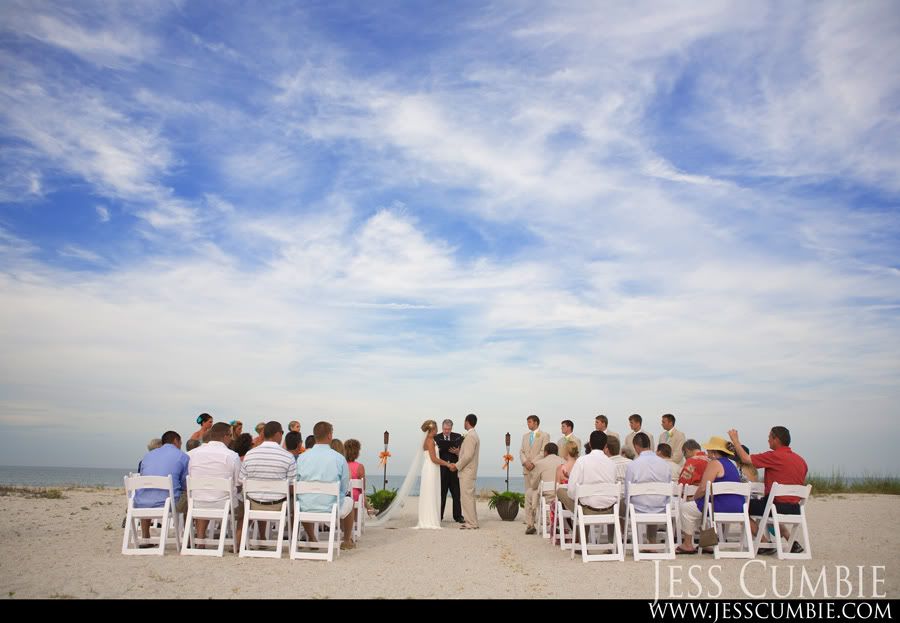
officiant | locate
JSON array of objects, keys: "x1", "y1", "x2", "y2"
[{"x1": 435, "y1": 418, "x2": 465, "y2": 523}]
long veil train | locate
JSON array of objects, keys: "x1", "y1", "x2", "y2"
[{"x1": 366, "y1": 431, "x2": 427, "y2": 526}]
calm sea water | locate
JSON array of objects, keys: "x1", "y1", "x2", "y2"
[{"x1": 0, "y1": 465, "x2": 526, "y2": 494}]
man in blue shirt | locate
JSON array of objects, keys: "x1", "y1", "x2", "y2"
[
  {"x1": 296, "y1": 421, "x2": 354, "y2": 550},
  {"x1": 133, "y1": 430, "x2": 190, "y2": 540}
]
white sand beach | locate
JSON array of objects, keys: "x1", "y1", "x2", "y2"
[{"x1": 1, "y1": 488, "x2": 897, "y2": 599}]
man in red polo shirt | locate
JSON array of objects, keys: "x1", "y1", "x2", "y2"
[{"x1": 728, "y1": 426, "x2": 808, "y2": 551}]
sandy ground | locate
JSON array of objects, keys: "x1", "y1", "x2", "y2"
[{"x1": 0, "y1": 488, "x2": 897, "y2": 599}]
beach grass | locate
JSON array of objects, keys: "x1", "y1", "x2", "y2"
[
  {"x1": 807, "y1": 472, "x2": 900, "y2": 495},
  {"x1": 0, "y1": 485, "x2": 66, "y2": 499}
]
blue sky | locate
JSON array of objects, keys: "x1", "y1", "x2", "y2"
[{"x1": 1, "y1": 1, "x2": 899, "y2": 475}]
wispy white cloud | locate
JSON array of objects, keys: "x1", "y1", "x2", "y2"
[{"x1": 95, "y1": 205, "x2": 110, "y2": 223}]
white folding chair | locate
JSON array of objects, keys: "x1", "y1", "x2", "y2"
[
  {"x1": 181, "y1": 476, "x2": 237, "y2": 557},
  {"x1": 239, "y1": 479, "x2": 290, "y2": 559},
  {"x1": 624, "y1": 482, "x2": 677, "y2": 561},
  {"x1": 702, "y1": 481, "x2": 754, "y2": 559},
  {"x1": 570, "y1": 483, "x2": 624, "y2": 562},
  {"x1": 750, "y1": 482, "x2": 765, "y2": 498},
  {"x1": 290, "y1": 481, "x2": 341, "y2": 562},
  {"x1": 122, "y1": 475, "x2": 182, "y2": 555},
  {"x1": 682, "y1": 484, "x2": 698, "y2": 500},
  {"x1": 350, "y1": 478, "x2": 365, "y2": 542},
  {"x1": 752, "y1": 483, "x2": 812, "y2": 560},
  {"x1": 539, "y1": 481, "x2": 555, "y2": 539},
  {"x1": 554, "y1": 485, "x2": 576, "y2": 551},
  {"x1": 669, "y1": 483, "x2": 684, "y2": 547}
]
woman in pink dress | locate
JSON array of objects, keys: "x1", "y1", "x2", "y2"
[{"x1": 344, "y1": 439, "x2": 372, "y2": 517}]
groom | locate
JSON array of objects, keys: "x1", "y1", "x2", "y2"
[
  {"x1": 434, "y1": 419, "x2": 465, "y2": 523},
  {"x1": 455, "y1": 413, "x2": 480, "y2": 530}
]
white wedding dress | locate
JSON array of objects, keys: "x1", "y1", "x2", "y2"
[
  {"x1": 366, "y1": 431, "x2": 442, "y2": 529},
  {"x1": 415, "y1": 449, "x2": 442, "y2": 530}
]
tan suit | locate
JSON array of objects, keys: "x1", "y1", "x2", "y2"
[
  {"x1": 525, "y1": 454, "x2": 566, "y2": 528},
  {"x1": 456, "y1": 428, "x2": 480, "y2": 528},
  {"x1": 624, "y1": 429, "x2": 654, "y2": 456},
  {"x1": 557, "y1": 435, "x2": 582, "y2": 455},
  {"x1": 521, "y1": 430, "x2": 549, "y2": 530},
  {"x1": 659, "y1": 428, "x2": 686, "y2": 463}
]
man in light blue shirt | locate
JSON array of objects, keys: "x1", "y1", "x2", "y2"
[
  {"x1": 296, "y1": 421, "x2": 355, "y2": 549},
  {"x1": 133, "y1": 430, "x2": 189, "y2": 540},
  {"x1": 624, "y1": 432, "x2": 673, "y2": 544}
]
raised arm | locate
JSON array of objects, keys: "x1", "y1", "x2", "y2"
[{"x1": 727, "y1": 430, "x2": 753, "y2": 465}]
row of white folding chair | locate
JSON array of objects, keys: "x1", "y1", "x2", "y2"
[{"x1": 122, "y1": 474, "x2": 183, "y2": 555}]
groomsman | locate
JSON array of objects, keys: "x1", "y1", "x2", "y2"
[
  {"x1": 624, "y1": 414, "x2": 654, "y2": 457},
  {"x1": 659, "y1": 413, "x2": 686, "y2": 463},
  {"x1": 595, "y1": 414, "x2": 620, "y2": 442},
  {"x1": 434, "y1": 419, "x2": 465, "y2": 523},
  {"x1": 557, "y1": 420, "x2": 581, "y2": 456},
  {"x1": 520, "y1": 415, "x2": 549, "y2": 535}
]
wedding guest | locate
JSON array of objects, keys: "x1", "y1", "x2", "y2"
[
  {"x1": 304, "y1": 435, "x2": 315, "y2": 451},
  {"x1": 296, "y1": 422, "x2": 355, "y2": 550},
  {"x1": 134, "y1": 431, "x2": 189, "y2": 542},
  {"x1": 284, "y1": 432, "x2": 303, "y2": 458},
  {"x1": 231, "y1": 433, "x2": 253, "y2": 460},
  {"x1": 147, "y1": 438, "x2": 162, "y2": 451},
  {"x1": 190, "y1": 413, "x2": 213, "y2": 443},
  {"x1": 251, "y1": 422, "x2": 266, "y2": 448},
  {"x1": 676, "y1": 437, "x2": 743, "y2": 554},
  {"x1": 550, "y1": 440, "x2": 580, "y2": 542},
  {"x1": 623, "y1": 433, "x2": 670, "y2": 546},
  {"x1": 605, "y1": 436, "x2": 631, "y2": 482},
  {"x1": 557, "y1": 431, "x2": 617, "y2": 516},
  {"x1": 524, "y1": 442, "x2": 564, "y2": 535},
  {"x1": 678, "y1": 440, "x2": 708, "y2": 487},
  {"x1": 330, "y1": 438, "x2": 345, "y2": 457},
  {"x1": 728, "y1": 442, "x2": 759, "y2": 482},
  {"x1": 344, "y1": 439, "x2": 369, "y2": 517},
  {"x1": 289, "y1": 421, "x2": 301, "y2": 434},
  {"x1": 656, "y1": 443, "x2": 681, "y2": 481},
  {"x1": 230, "y1": 420, "x2": 243, "y2": 439},
  {"x1": 728, "y1": 427, "x2": 807, "y2": 549},
  {"x1": 187, "y1": 423, "x2": 243, "y2": 549},
  {"x1": 241, "y1": 421, "x2": 295, "y2": 543},
  {"x1": 185, "y1": 439, "x2": 201, "y2": 452}
]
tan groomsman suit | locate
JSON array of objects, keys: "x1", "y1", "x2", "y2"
[
  {"x1": 659, "y1": 428, "x2": 686, "y2": 464},
  {"x1": 456, "y1": 427, "x2": 481, "y2": 528},
  {"x1": 521, "y1": 429, "x2": 549, "y2": 531},
  {"x1": 624, "y1": 429, "x2": 654, "y2": 456},
  {"x1": 525, "y1": 452, "x2": 566, "y2": 529}
]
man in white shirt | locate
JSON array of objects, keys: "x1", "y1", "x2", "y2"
[
  {"x1": 623, "y1": 432, "x2": 672, "y2": 544},
  {"x1": 605, "y1": 435, "x2": 632, "y2": 482},
  {"x1": 556, "y1": 431, "x2": 617, "y2": 515},
  {"x1": 187, "y1": 422, "x2": 244, "y2": 548},
  {"x1": 659, "y1": 413, "x2": 686, "y2": 464},
  {"x1": 624, "y1": 414, "x2": 654, "y2": 456}
]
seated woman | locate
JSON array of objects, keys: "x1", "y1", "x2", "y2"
[
  {"x1": 231, "y1": 433, "x2": 254, "y2": 461},
  {"x1": 230, "y1": 420, "x2": 243, "y2": 440},
  {"x1": 251, "y1": 422, "x2": 265, "y2": 448},
  {"x1": 677, "y1": 436, "x2": 744, "y2": 554},
  {"x1": 344, "y1": 439, "x2": 375, "y2": 517},
  {"x1": 550, "y1": 440, "x2": 580, "y2": 544},
  {"x1": 190, "y1": 413, "x2": 213, "y2": 443}
]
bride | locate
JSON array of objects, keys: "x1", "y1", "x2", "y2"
[{"x1": 367, "y1": 419, "x2": 456, "y2": 529}]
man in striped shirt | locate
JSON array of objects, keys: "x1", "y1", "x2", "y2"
[{"x1": 240, "y1": 421, "x2": 296, "y2": 514}]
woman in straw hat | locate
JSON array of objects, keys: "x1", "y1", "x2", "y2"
[{"x1": 676, "y1": 435, "x2": 744, "y2": 554}]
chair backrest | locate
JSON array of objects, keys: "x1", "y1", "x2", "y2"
[
  {"x1": 124, "y1": 474, "x2": 174, "y2": 495},
  {"x1": 682, "y1": 484, "x2": 698, "y2": 499},
  {"x1": 770, "y1": 482, "x2": 812, "y2": 503},
  {"x1": 672, "y1": 483, "x2": 683, "y2": 497},
  {"x1": 349, "y1": 478, "x2": 364, "y2": 490},
  {"x1": 629, "y1": 482, "x2": 676, "y2": 497},
  {"x1": 750, "y1": 482, "x2": 765, "y2": 497},
  {"x1": 242, "y1": 478, "x2": 289, "y2": 497},
  {"x1": 574, "y1": 482, "x2": 620, "y2": 502},
  {"x1": 541, "y1": 480, "x2": 556, "y2": 493},
  {"x1": 709, "y1": 481, "x2": 751, "y2": 498},
  {"x1": 187, "y1": 476, "x2": 232, "y2": 495},
  {"x1": 296, "y1": 480, "x2": 340, "y2": 496}
]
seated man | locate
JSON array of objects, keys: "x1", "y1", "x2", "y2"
[
  {"x1": 284, "y1": 431, "x2": 303, "y2": 458},
  {"x1": 624, "y1": 432, "x2": 672, "y2": 545},
  {"x1": 605, "y1": 436, "x2": 631, "y2": 482},
  {"x1": 241, "y1": 421, "x2": 296, "y2": 543},
  {"x1": 296, "y1": 421, "x2": 355, "y2": 550},
  {"x1": 525, "y1": 442, "x2": 565, "y2": 535},
  {"x1": 557, "y1": 431, "x2": 617, "y2": 517},
  {"x1": 678, "y1": 439, "x2": 707, "y2": 487},
  {"x1": 133, "y1": 430, "x2": 189, "y2": 542},
  {"x1": 187, "y1": 422, "x2": 243, "y2": 549},
  {"x1": 728, "y1": 427, "x2": 808, "y2": 553},
  {"x1": 656, "y1": 443, "x2": 681, "y2": 481}
]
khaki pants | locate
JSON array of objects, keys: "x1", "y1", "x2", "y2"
[{"x1": 557, "y1": 487, "x2": 614, "y2": 515}]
